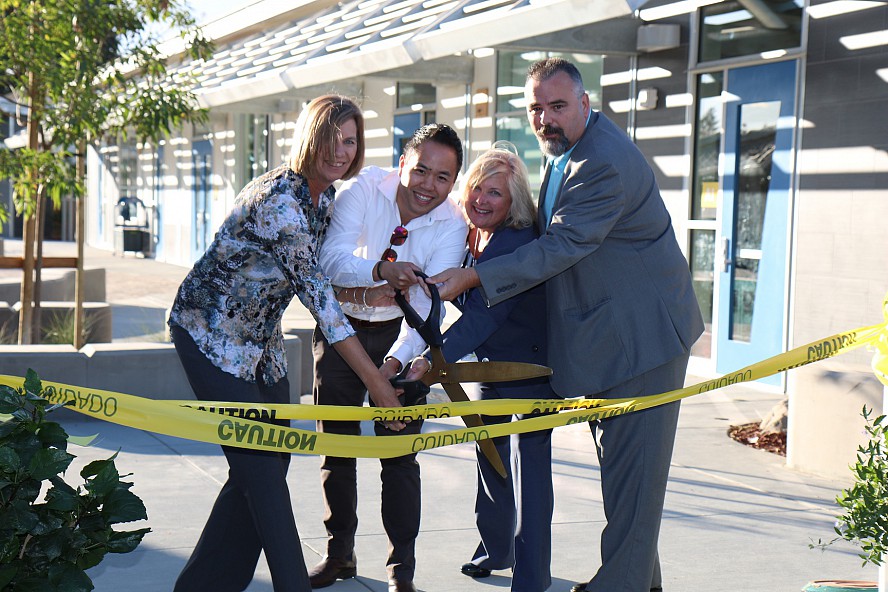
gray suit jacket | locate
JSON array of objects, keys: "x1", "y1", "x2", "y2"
[{"x1": 476, "y1": 112, "x2": 703, "y2": 396}]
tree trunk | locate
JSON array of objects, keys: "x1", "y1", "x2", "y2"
[
  {"x1": 31, "y1": 186, "x2": 46, "y2": 343},
  {"x1": 74, "y1": 139, "x2": 86, "y2": 349},
  {"x1": 18, "y1": 71, "x2": 41, "y2": 345},
  {"x1": 18, "y1": 215, "x2": 36, "y2": 345}
]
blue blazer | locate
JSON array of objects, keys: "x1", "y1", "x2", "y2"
[
  {"x1": 441, "y1": 225, "x2": 554, "y2": 399},
  {"x1": 476, "y1": 112, "x2": 704, "y2": 396}
]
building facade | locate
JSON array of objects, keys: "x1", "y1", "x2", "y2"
[{"x1": 83, "y1": 0, "x2": 888, "y2": 478}]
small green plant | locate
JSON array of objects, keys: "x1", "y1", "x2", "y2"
[
  {"x1": 0, "y1": 369, "x2": 150, "y2": 591},
  {"x1": 42, "y1": 309, "x2": 95, "y2": 345},
  {"x1": 814, "y1": 406, "x2": 888, "y2": 566},
  {"x1": 0, "y1": 317, "x2": 16, "y2": 345}
]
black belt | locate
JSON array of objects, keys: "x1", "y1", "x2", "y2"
[{"x1": 345, "y1": 315, "x2": 403, "y2": 330}]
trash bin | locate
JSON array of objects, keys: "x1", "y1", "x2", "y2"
[{"x1": 114, "y1": 196, "x2": 150, "y2": 257}]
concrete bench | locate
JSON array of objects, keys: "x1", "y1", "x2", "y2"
[{"x1": 0, "y1": 333, "x2": 304, "y2": 417}]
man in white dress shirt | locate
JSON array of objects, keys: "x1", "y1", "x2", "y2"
[{"x1": 309, "y1": 123, "x2": 468, "y2": 592}]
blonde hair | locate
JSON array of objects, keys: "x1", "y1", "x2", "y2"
[
  {"x1": 462, "y1": 142, "x2": 535, "y2": 230},
  {"x1": 288, "y1": 94, "x2": 365, "y2": 181}
]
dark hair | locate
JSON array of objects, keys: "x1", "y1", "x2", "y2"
[
  {"x1": 403, "y1": 123, "x2": 463, "y2": 172},
  {"x1": 289, "y1": 94, "x2": 365, "y2": 181},
  {"x1": 527, "y1": 57, "x2": 585, "y2": 99}
]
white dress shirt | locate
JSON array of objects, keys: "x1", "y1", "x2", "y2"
[{"x1": 320, "y1": 166, "x2": 468, "y2": 367}]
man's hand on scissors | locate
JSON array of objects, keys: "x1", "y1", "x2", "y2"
[
  {"x1": 377, "y1": 260, "x2": 423, "y2": 292},
  {"x1": 426, "y1": 267, "x2": 480, "y2": 301}
]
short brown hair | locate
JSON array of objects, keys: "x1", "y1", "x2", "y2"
[{"x1": 289, "y1": 94, "x2": 365, "y2": 181}]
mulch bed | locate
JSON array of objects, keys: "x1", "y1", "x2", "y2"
[{"x1": 728, "y1": 422, "x2": 787, "y2": 456}]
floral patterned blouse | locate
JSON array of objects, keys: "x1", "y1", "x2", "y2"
[{"x1": 169, "y1": 165, "x2": 354, "y2": 384}]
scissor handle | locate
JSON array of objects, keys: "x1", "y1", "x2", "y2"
[{"x1": 393, "y1": 271, "x2": 443, "y2": 348}]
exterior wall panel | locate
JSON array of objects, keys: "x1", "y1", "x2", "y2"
[{"x1": 788, "y1": 2, "x2": 888, "y2": 477}]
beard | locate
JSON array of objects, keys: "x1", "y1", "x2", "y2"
[{"x1": 535, "y1": 124, "x2": 570, "y2": 158}]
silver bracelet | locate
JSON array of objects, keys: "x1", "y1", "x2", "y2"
[{"x1": 362, "y1": 287, "x2": 370, "y2": 309}]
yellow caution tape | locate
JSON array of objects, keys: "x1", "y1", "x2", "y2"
[
  {"x1": 0, "y1": 318, "x2": 885, "y2": 458},
  {"x1": 873, "y1": 298, "x2": 888, "y2": 387}
]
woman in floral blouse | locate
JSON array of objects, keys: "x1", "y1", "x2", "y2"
[{"x1": 168, "y1": 95, "x2": 403, "y2": 592}]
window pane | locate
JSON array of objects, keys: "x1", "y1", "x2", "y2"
[
  {"x1": 118, "y1": 138, "x2": 138, "y2": 197},
  {"x1": 397, "y1": 83, "x2": 436, "y2": 108},
  {"x1": 496, "y1": 116, "x2": 543, "y2": 202},
  {"x1": 699, "y1": 0, "x2": 802, "y2": 62},
  {"x1": 689, "y1": 229, "x2": 715, "y2": 358},
  {"x1": 393, "y1": 112, "x2": 422, "y2": 166},
  {"x1": 247, "y1": 114, "x2": 269, "y2": 180},
  {"x1": 729, "y1": 100, "x2": 781, "y2": 342},
  {"x1": 496, "y1": 51, "x2": 546, "y2": 113},
  {"x1": 691, "y1": 72, "x2": 723, "y2": 220}
]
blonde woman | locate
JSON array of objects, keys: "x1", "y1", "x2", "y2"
[{"x1": 411, "y1": 143, "x2": 557, "y2": 592}]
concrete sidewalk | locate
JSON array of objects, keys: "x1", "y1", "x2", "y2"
[
  {"x1": 61, "y1": 382, "x2": 876, "y2": 592},
  {"x1": 4, "y1": 241, "x2": 879, "y2": 590}
]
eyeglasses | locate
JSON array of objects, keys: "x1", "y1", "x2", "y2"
[{"x1": 381, "y1": 225, "x2": 408, "y2": 262}]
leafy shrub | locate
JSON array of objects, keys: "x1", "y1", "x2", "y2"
[
  {"x1": 817, "y1": 406, "x2": 888, "y2": 567},
  {"x1": 0, "y1": 369, "x2": 150, "y2": 591}
]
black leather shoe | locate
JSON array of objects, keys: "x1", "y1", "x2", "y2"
[
  {"x1": 571, "y1": 584, "x2": 662, "y2": 592},
  {"x1": 388, "y1": 579, "x2": 417, "y2": 592},
  {"x1": 461, "y1": 562, "x2": 492, "y2": 578},
  {"x1": 308, "y1": 557, "x2": 357, "y2": 589}
]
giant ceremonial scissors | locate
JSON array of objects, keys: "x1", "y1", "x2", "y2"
[{"x1": 391, "y1": 273, "x2": 552, "y2": 478}]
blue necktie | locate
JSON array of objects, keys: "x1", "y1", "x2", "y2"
[{"x1": 543, "y1": 160, "x2": 565, "y2": 227}]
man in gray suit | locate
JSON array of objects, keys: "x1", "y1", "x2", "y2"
[{"x1": 430, "y1": 58, "x2": 704, "y2": 592}]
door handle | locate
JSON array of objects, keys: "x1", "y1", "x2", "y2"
[{"x1": 721, "y1": 237, "x2": 731, "y2": 273}]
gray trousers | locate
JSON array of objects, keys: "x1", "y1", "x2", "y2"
[{"x1": 585, "y1": 351, "x2": 689, "y2": 592}]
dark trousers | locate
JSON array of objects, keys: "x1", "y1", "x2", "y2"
[
  {"x1": 312, "y1": 321, "x2": 423, "y2": 582},
  {"x1": 170, "y1": 324, "x2": 309, "y2": 592},
  {"x1": 470, "y1": 404, "x2": 554, "y2": 592},
  {"x1": 586, "y1": 351, "x2": 690, "y2": 592}
]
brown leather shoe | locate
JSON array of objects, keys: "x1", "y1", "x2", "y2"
[
  {"x1": 308, "y1": 556, "x2": 357, "y2": 589},
  {"x1": 388, "y1": 579, "x2": 417, "y2": 592}
]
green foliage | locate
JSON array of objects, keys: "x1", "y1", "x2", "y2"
[
  {"x1": 41, "y1": 309, "x2": 96, "y2": 345},
  {"x1": 0, "y1": 149, "x2": 80, "y2": 218},
  {"x1": 813, "y1": 406, "x2": 888, "y2": 566},
  {"x1": 0, "y1": 369, "x2": 150, "y2": 591},
  {"x1": 0, "y1": 0, "x2": 213, "y2": 222},
  {"x1": 834, "y1": 406, "x2": 888, "y2": 566}
]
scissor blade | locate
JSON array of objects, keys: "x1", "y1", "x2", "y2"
[
  {"x1": 439, "y1": 381, "x2": 508, "y2": 479},
  {"x1": 437, "y1": 361, "x2": 552, "y2": 384}
]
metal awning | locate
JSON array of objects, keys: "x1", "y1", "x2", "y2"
[{"x1": 169, "y1": 0, "x2": 646, "y2": 111}]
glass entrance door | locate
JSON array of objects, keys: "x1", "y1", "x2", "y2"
[
  {"x1": 191, "y1": 139, "x2": 213, "y2": 262},
  {"x1": 716, "y1": 60, "x2": 797, "y2": 384}
]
